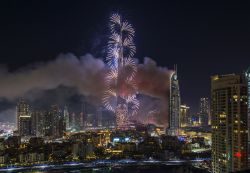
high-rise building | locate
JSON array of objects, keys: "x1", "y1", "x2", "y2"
[
  {"x1": 64, "y1": 106, "x2": 70, "y2": 130},
  {"x1": 199, "y1": 97, "x2": 210, "y2": 126},
  {"x1": 245, "y1": 67, "x2": 250, "y2": 166},
  {"x1": 79, "y1": 112, "x2": 84, "y2": 129},
  {"x1": 43, "y1": 110, "x2": 53, "y2": 137},
  {"x1": 31, "y1": 110, "x2": 44, "y2": 137},
  {"x1": 71, "y1": 112, "x2": 76, "y2": 130},
  {"x1": 168, "y1": 65, "x2": 181, "y2": 136},
  {"x1": 42, "y1": 106, "x2": 65, "y2": 139},
  {"x1": 16, "y1": 98, "x2": 31, "y2": 136},
  {"x1": 86, "y1": 114, "x2": 94, "y2": 127},
  {"x1": 19, "y1": 116, "x2": 32, "y2": 137},
  {"x1": 180, "y1": 105, "x2": 190, "y2": 127},
  {"x1": 50, "y1": 105, "x2": 65, "y2": 138},
  {"x1": 79, "y1": 102, "x2": 86, "y2": 129},
  {"x1": 211, "y1": 74, "x2": 248, "y2": 173},
  {"x1": 97, "y1": 107, "x2": 103, "y2": 127}
]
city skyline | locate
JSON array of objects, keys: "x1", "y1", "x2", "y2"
[
  {"x1": 0, "y1": 1, "x2": 250, "y2": 121},
  {"x1": 0, "y1": 1, "x2": 250, "y2": 172}
]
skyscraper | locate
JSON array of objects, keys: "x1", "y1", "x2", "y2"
[
  {"x1": 97, "y1": 106, "x2": 103, "y2": 127},
  {"x1": 43, "y1": 110, "x2": 52, "y2": 137},
  {"x1": 42, "y1": 105, "x2": 65, "y2": 139},
  {"x1": 79, "y1": 112, "x2": 85, "y2": 129},
  {"x1": 211, "y1": 74, "x2": 248, "y2": 173},
  {"x1": 79, "y1": 102, "x2": 86, "y2": 129},
  {"x1": 168, "y1": 65, "x2": 181, "y2": 136},
  {"x1": 86, "y1": 114, "x2": 94, "y2": 127},
  {"x1": 64, "y1": 106, "x2": 70, "y2": 130},
  {"x1": 50, "y1": 105, "x2": 65, "y2": 138},
  {"x1": 199, "y1": 97, "x2": 210, "y2": 126},
  {"x1": 71, "y1": 112, "x2": 76, "y2": 130},
  {"x1": 180, "y1": 105, "x2": 190, "y2": 127},
  {"x1": 245, "y1": 67, "x2": 250, "y2": 166},
  {"x1": 31, "y1": 110, "x2": 44, "y2": 137},
  {"x1": 16, "y1": 98, "x2": 31, "y2": 136}
]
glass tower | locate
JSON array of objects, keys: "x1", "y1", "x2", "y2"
[
  {"x1": 168, "y1": 65, "x2": 181, "y2": 136},
  {"x1": 211, "y1": 74, "x2": 248, "y2": 173}
]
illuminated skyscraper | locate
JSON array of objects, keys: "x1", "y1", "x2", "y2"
[
  {"x1": 16, "y1": 98, "x2": 31, "y2": 136},
  {"x1": 43, "y1": 105, "x2": 65, "y2": 138},
  {"x1": 211, "y1": 74, "x2": 248, "y2": 173},
  {"x1": 180, "y1": 105, "x2": 190, "y2": 127},
  {"x1": 199, "y1": 97, "x2": 210, "y2": 126},
  {"x1": 64, "y1": 106, "x2": 70, "y2": 130},
  {"x1": 167, "y1": 65, "x2": 181, "y2": 136},
  {"x1": 50, "y1": 105, "x2": 65, "y2": 138},
  {"x1": 71, "y1": 112, "x2": 76, "y2": 130},
  {"x1": 43, "y1": 111, "x2": 52, "y2": 137},
  {"x1": 31, "y1": 110, "x2": 44, "y2": 137}
]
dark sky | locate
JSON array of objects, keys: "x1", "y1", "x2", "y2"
[{"x1": 0, "y1": 0, "x2": 250, "y2": 113}]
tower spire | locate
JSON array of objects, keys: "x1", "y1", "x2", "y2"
[
  {"x1": 175, "y1": 64, "x2": 178, "y2": 76},
  {"x1": 174, "y1": 64, "x2": 178, "y2": 76}
]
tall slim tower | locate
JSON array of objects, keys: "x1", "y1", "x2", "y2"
[
  {"x1": 64, "y1": 106, "x2": 70, "y2": 130},
  {"x1": 211, "y1": 74, "x2": 248, "y2": 173},
  {"x1": 168, "y1": 65, "x2": 181, "y2": 136},
  {"x1": 49, "y1": 105, "x2": 65, "y2": 139},
  {"x1": 245, "y1": 67, "x2": 250, "y2": 166},
  {"x1": 103, "y1": 13, "x2": 139, "y2": 129},
  {"x1": 71, "y1": 112, "x2": 76, "y2": 130},
  {"x1": 97, "y1": 106, "x2": 103, "y2": 127},
  {"x1": 16, "y1": 98, "x2": 31, "y2": 136},
  {"x1": 31, "y1": 110, "x2": 44, "y2": 136},
  {"x1": 199, "y1": 97, "x2": 210, "y2": 126}
]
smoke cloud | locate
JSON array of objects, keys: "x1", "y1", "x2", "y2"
[
  {"x1": 137, "y1": 57, "x2": 172, "y2": 98},
  {"x1": 0, "y1": 53, "x2": 171, "y2": 127},
  {"x1": 0, "y1": 53, "x2": 105, "y2": 101}
]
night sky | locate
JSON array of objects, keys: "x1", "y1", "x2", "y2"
[{"x1": 0, "y1": 0, "x2": 250, "y2": 114}]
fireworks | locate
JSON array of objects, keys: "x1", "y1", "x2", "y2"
[{"x1": 103, "y1": 13, "x2": 139, "y2": 128}]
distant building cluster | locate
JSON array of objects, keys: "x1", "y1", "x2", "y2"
[
  {"x1": 0, "y1": 125, "x2": 211, "y2": 168},
  {"x1": 16, "y1": 100, "x2": 66, "y2": 139},
  {"x1": 15, "y1": 99, "x2": 107, "y2": 139}
]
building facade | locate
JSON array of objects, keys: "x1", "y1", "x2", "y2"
[
  {"x1": 168, "y1": 66, "x2": 181, "y2": 136},
  {"x1": 211, "y1": 74, "x2": 248, "y2": 173},
  {"x1": 180, "y1": 105, "x2": 190, "y2": 127},
  {"x1": 199, "y1": 97, "x2": 210, "y2": 126},
  {"x1": 245, "y1": 67, "x2": 250, "y2": 166},
  {"x1": 31, "y1": 111, "x2": 45, "y2": 136},
  {"x1": 16, "y1": 99, "x2": 31, "y2": 136},
  {"x1": 64, "y1": 106, "x2": 70, "y2": 131},
  {"x1": 50, "y1": 105, "x2": 65, "y2": 138},
  {"x1": 41, "y1": 106, "x2": 65, "y2": 139}
]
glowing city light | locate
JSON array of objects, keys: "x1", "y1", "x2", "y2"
[{"x1": 234, "y1": 152, "x2": 242, "y2": 158}]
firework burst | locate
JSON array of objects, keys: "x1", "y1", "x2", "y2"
[{"x1": 103, "y1": 13, "x2": 139, "y2": 128}]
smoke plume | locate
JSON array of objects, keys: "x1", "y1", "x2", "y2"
[{"x1": 0, "y1": 53, "x2": 171, "y2": 127}]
